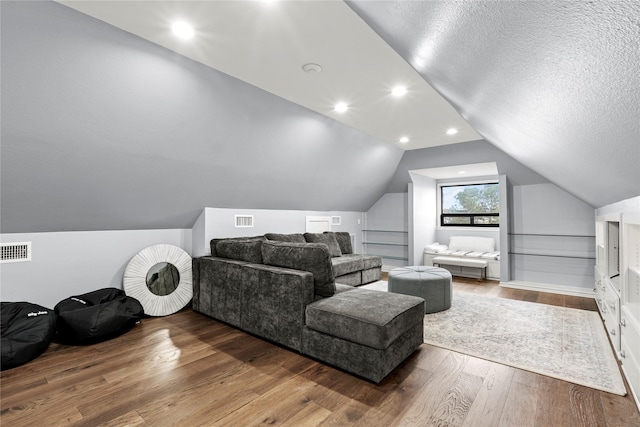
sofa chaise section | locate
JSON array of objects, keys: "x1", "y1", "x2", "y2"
[{"x1": 192, "y1": 237, "x2": 424, "y2": 383}]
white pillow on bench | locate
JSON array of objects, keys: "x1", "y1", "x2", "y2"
[{"x1": 448, "y1": 236, "x2": 495, "y2": 253}]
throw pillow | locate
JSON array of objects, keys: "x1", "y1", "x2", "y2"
[
  {"x1": 303, "y1": 233, "x2": 342, "y2": 257},
  {"x1": 264, "y1": 233, "x2": 306, "y2": 243},
  {"x1": 216, "y1": 238, "x2": 265, "y2": 264},
  {"x1": 328, "y1": 231, "x2": 353, "y2": 255}
]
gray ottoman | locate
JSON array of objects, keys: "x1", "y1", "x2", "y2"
[{"x1": 388, "y1": 266, "x2": 452, "y2": 313}]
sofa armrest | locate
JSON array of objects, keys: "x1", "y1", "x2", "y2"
[{"x1": 240, "y1": 264, "x2": 315, "y2": 351}]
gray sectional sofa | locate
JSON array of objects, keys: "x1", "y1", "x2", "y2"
[{"x1": 192, "y1": 232, "x2": 425, "y2": 383}]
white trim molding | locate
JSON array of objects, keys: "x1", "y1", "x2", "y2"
[{"x1": 500, "y1": 280, "x2": 594, "y2": 299}]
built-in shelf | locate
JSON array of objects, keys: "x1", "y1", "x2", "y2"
[
  {"x1": 363, "y1": 241, "x2": 409, "y2": 247},
  {"x1": 362, "y1": 229, "x2": 409, "y2": 265},
  {"x1": 367, "y1": 254, "x2": 409, "y2": 261}
]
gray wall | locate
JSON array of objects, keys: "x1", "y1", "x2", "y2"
[
  {"x1": 1, "y1": 1, "x2": 403, "y2": 234},
  {"x1": 0, "y1": 229, "x2": 191, "y2": 309},
  {"x1": 364, "y1": 193, "x2": 409, "y2": 270},
  {"x1": 194, "y1": 207, "x2": 364, "y2": 257},
  {"x1": 377, "y1": 140, "x2": 596, "y2": 293},
  {"x1": 509, "y1": 183, "x2": 595, "y2": 292}
]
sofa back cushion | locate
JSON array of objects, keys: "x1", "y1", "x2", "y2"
[
  {"x1": 303, "y1": 233, "x2": 342, "y2": 257},
  {"x1": 214, "y1": 238, "x2": 265, "y2": 264},
  {"x1": 210, "y1": 236, "x2": 263, "y2": 257},
  {"x1": 261, "y1": 241, "x2": 336, "y2": 297},
  {"x1": 329, "y1": 231, "x2": 353, "y2": 255},
  {"x1": 448, "y1": 236, "x2": 495, "y2": 253},
  {"x1": 264, "y1": 233, "x2": 306, "y2": 243}
]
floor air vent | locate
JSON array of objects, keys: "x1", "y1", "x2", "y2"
[
  {"x1": 235, "y1": 215, "x2": 254, "y2": 228},
  {"x1": 1, "y1": 242, "x2": 32, "y2": 263}
]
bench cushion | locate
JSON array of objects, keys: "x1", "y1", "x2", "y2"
[
  {"x1": 432, "y1": 256, "x2": 488, "y2": 268},
  {"x1": 305, "y1": 288, "x2": 425, "y2": 350}
]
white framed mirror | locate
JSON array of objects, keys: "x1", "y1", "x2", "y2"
[{"x1": 124, "y1": 244, "x2": 192, "y2": 316}]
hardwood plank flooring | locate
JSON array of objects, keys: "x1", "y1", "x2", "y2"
[{"x1": 2, "y1": 277, "x2": 639, "y2": 426}]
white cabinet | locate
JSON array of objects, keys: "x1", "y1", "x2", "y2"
[{"x1": 621, "y1": 212, "x2": 640, "y2": 409}]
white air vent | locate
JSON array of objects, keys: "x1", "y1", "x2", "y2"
[
  {"x1": 235, "y1": 215, "x2": 254, "y2": 228},
  {"x1": 331, "y1": 216, "x2": 341, "y2": 226},
  {"x1": 1, "y1": 242, "x2": 32, "y2": 263}
]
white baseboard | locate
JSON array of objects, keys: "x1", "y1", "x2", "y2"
[{"x1": 500, "y1": 280, "x2": 595, "y2": 299}]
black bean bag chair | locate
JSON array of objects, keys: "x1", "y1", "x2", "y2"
[
  {"x1": 1, "y1": 302, "x2": 57, "y2": 370},
  {"x1": 54, "y1": 288, "x2": 144, "y2": 344}
]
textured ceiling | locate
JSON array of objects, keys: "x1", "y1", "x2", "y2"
[
  {"x1": 56, "y1": 0, "x2": 481, "y2": 150},
  {"x1": 347, "y1": 0, "x2": 640, "y2": 208}
]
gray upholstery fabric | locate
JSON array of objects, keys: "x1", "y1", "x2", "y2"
[
  {"x1": 303, "y1": 233, "x2": 342, "y2": 257},
  {"x1": 388, "y1": 266, "x2": 453, "y2": 313},
  {"x1": 328, "y1": 231, "x2": 353, "y2": 255},
  {"x1": 362, "y1": 255, "x2": 383, "y2": 269},
  {"x1": 216, "y1": 238, "x2": 265, "y2": 264},
  {"x1": 334, "y1": 283, "x2": 359, "y2": 294},
  {"x1": 210, "y1": 236, "x2": 263, "y2": 257},
  {"x1": 264, "y1": 233, "x2": 306, "y2": 243},
  {"x1": 240, "y1": 264, "x2": 314, "y2": 351},
  {"x1": 302, "y1": 321, "x2": 424, "y2": 383},
  {"x1": 331, "y1": 254, "x2": 365, "y2": 277},
  {"x1": 194, "y1": 257, "x2": 248, "y2": 327},
  {"x1": 335, "y1": 271, "x2": 361, "y2": 286},
  {"x1": 362, "y1": 267, "x2": 382, "y2": 285},
  {"x1": 305, "y1": 288, "x2": 425, "y2": 349},
  {"x1": 261, "y1": 241, "x2": 336, "y2": 297}
]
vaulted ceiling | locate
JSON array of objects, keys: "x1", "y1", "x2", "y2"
[{"x1": 1, "y1": 1, "x2": 638, "y2": 234}]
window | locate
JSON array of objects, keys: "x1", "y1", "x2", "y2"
[{"x1": 440, "y1": 182, "x2": 499, "y2": 227}]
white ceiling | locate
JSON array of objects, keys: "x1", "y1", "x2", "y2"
[{"x1": 57, "y1": 0, "x2": 481, "y2": 151}]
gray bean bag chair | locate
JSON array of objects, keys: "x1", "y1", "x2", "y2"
[
  {"x1": 1, "y1": 301, "x2": 57, "y2": 370},
  {"x1": 54, "y1": 288, "x2": 144, "y2": 344}
]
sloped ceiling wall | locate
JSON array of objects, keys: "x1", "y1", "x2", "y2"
[
  {"x1": 0, "y1": 1, "x2": 403, "y2": 233},
  {"x1": 348, "y1": 0, "x2": 640, "y2": 208}
]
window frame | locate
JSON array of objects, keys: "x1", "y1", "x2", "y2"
[{"x1": 437, "y1": 180, "x2": 500, "y2": 229}]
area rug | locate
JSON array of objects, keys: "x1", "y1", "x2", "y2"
[{"x1": 360, "y1": 281, "x2": 626, "y2": 395}]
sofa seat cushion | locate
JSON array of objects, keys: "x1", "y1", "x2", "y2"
[
  {"x1": 362, "y1": 255, "x2": 382, "y2": 269},
  {"x1": 305, "y1": 288, "x2": 425, "y2": 350},
  {"x1": 331, "y1": 254, "x2": 364, "y2": 277}
]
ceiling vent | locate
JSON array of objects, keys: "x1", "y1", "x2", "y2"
[
  {"x1": 235, "y1": 215, "x2": 254, "y2": 228},
  {"x1": 1, "y1": 242, "x2": 32, "y2": 263}
]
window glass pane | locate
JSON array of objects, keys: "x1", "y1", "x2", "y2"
[
  {"x1": 443, "y1": 216, "x2": 471, "y2": 225},
  {"x1": 474, "y1": 216, "x2": 500, "y2": 225},
  {"x1": 442, "y1": 183, "x2": 499, "y2": 214}
]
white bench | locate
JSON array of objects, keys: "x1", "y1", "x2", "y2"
[{"x1": 431, "y1": 256, "x2": 488, "y2": 280}]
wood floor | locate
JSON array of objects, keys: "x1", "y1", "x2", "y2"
[{"x1": 2, "y1": 278, "x2": 639, "y2": 426}]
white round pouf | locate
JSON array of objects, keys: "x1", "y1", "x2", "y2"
[{"x1": 124, "y1": 244, "x2": 192, "y2": 316}]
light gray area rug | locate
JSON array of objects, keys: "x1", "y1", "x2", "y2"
[{"x1": 359, "y1": 281, "x2": 626, "y2": 395}]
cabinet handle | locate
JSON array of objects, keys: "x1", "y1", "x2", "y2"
[
  {"x1": 609, "y1": 302, "x2": 616, "y2": 311},
  {"x1": 602, "y1": 286, "x2": 606, "y2": 291},
  {"x1": 621, "y1": 319, "x2": 627, "y2": 327},
  {"x1": 621, "y1": 350, "x2": 626, "y2": 358},
  {"x1": 610, "y1": 329, "x2": 616, "y2": 336}
]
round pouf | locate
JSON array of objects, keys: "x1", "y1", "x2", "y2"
[{"x1": 388, "y1": 266, "x2": 452, "y2": 313}]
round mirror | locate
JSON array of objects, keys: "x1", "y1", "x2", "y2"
[{"x1": 145, "y1": 262, "x2": 180, "y2": 296}]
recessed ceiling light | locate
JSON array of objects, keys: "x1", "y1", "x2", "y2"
[
  {"x1": 391, "y1": 86, "x2": 407, "y2": 97},
  {"x1": 334, "y1": 102, "x2": 348, "y2": 113},
  {"x1": 399, "y1": 136, "x2": 409, "y2": 144},
  {"x1": 446, "y1": 128, "x2": 459, "y2": 135},
  {"x1": 172, "y1": 21, "x2": 194, "y2": 39},
  {"x1": 458, "y1": 170, "x2": 466, "y2": 174}
]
